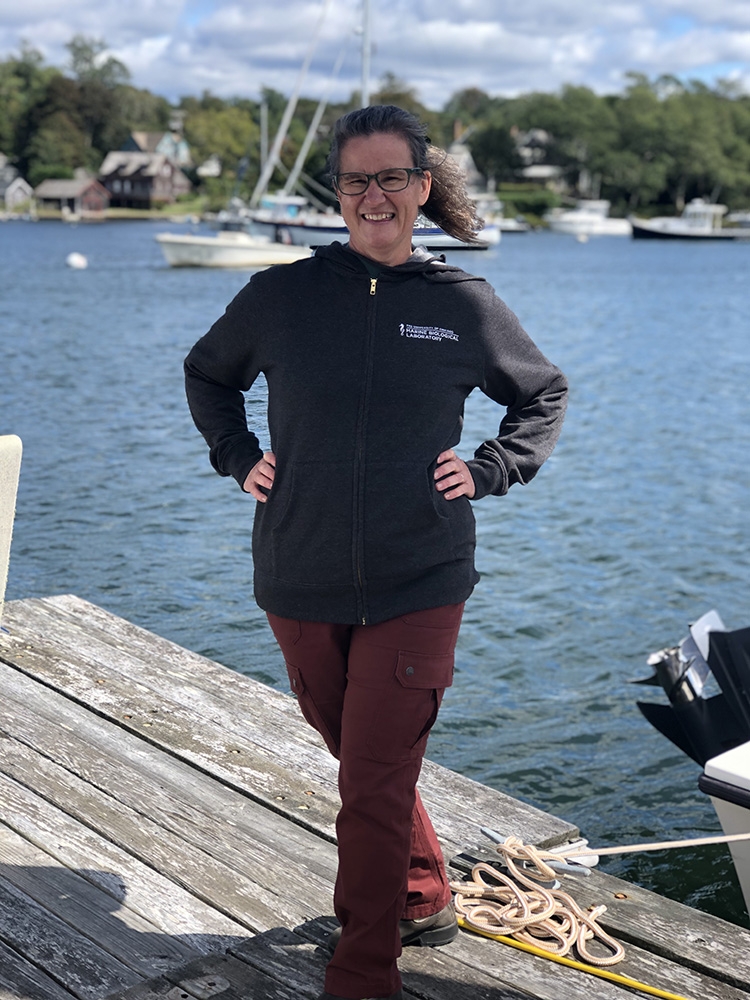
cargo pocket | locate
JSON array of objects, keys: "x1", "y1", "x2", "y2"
[
  {"x1": 285, "y1": 662, "x2": 340, "y2": 757},
  {"x1": 367, "y1": 650, "x2": 455, "y2": 763}
]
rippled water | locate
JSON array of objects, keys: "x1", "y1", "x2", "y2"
[{"x1": 2, "y1": 219, "x2": 749, "y2": 926}]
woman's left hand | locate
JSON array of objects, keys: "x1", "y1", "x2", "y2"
[{"x1": 434, "y1": 449, "x2": 476, "y2": 500}]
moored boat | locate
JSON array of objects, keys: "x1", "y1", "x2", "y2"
[
  {"x1": 700, "y1": 742, "x2": 750, "y2": 917},
  {"x1": 635, "y1": 610, "x2": 750, "y2": 916},
  {"x1": 544, "y1": 200, "x2": 631, "y2": 237},
  {"x1": 630, "y1": 199, "x2": 750, "y2": 240},
  {"x1": 155, "y1": 230, "x2": 311, "y2": 268}
]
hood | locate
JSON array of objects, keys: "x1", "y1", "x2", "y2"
[{"x1": 314, "y1": 241, "x2": 485, "y2": 285}]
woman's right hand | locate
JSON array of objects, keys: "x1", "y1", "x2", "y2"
[{"x1": 243, "y1": 451, "x2": 276, "y2": 502}]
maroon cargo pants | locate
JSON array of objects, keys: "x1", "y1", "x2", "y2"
[{"x1": 267, "y1": 603, "x2": 464, "y2": 1000}]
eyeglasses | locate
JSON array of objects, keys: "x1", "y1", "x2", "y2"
[{"x1": 333, "y1": 167, "x2": 424, "y2": 196}]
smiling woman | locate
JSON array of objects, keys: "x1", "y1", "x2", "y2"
[
  {"x1": 333, "y1": 133, "x2": 432, "y2": 265},
  {"x1": 184, "y1": 103, "x2": 568, "y2": 1000},
  {"x1": 326, "y1": 104, "x2": 483, "y2": 260}
]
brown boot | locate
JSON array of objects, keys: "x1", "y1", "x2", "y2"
[{"x1": 327, "y1": 901, "x2": 458, "y2": 952}]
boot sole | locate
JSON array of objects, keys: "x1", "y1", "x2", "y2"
[{"x1": 401, "y1": 922, "x2": 459, "y2": 948}]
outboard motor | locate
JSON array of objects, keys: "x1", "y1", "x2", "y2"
[{"x1": 635, "y1": 610, "x2": 750, "y2": 767}]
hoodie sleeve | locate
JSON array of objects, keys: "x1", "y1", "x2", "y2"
[
  {"x1": 466, "y1": 289, "x2": 568, "y2": 500},
  {"x1": 184, "y1": 280, "x2": 265, "y2": 489}
]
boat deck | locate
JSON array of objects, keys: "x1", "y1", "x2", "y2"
[{"x1": 1, "y1": 595, "x2": 749, "y2": 1000}]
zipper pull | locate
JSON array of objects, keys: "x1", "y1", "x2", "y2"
[{"x1": 369, "y1": 277, "x2": 377, "y2": 296}]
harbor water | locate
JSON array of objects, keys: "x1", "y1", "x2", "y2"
[{"x1": 2, "y1": 218, "x2": 749, "y2": 927}]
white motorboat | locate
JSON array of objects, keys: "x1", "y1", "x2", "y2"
[
  {"x1": 494, "y1": 216, "x2": 531, "y2": 233},
  {"x1": 701, "y1": 742, "x2": 750, "y2": 916},
  {"x1": 544, "y1": 200, "x2": 631, "y2": 237},
  {"x1": 630, "y1": 199, "x2": 750, "y2": 240},
  {"x1": 635, "y1": 610, "x2": 750, "y2": 916},
  {"x1": 470, "y1": 193, "x2": 531, "y2": 233},
  {"x1": 155, "y1": 230, "x2": 311, "y2": 268}
]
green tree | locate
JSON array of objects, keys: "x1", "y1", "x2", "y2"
[
  {"x1": 66, "y1": 35, "x2": 129, "y2": 88},
  {"x1": 182, "y1": 98, "x2": 259, "y2": 198},
  {"x1": 606, "y1": 76, "x2": 672, "y2": 209},
  {"x1": 443, "y1": 87, "x2": 494, "y2": 126},
  {"x1": 661, "y1": 84, "x2": 740, "y2": 209},
  {"x1": 469, "y1": 114, "x2": 522, "y2": 185},
  {"x1": 117, "y1": 86, "x2": 172, "y2": 132},
  {"x1": 370, "y1": 73, "x2": 447, "y2": 145},
  {"x1": 63, "y1": 36, "x2": 132, "y2": 165},
  {"x1": 22, "y1": 74, "x2": 88, "y2": 184},
  {"x1": 0, "y1": 43, "x2": 59, "y2": 165}
]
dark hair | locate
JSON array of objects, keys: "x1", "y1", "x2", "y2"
[{"x1": 327, "y1": 105, "x2": 483, "y2": 244}]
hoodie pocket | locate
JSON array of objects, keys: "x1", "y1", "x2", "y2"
[
  {"x1": 263, "y1": 461, "x2": 354, "y2": 585},
  {"x1": 363, "y1": 462, "x2": 456, "y2": 582}
]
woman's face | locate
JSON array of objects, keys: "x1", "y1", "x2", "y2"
[{"x1": 335, "y1": 132, "x2": 431, "y2": 266}]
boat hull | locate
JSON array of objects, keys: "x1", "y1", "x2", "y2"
[
  {"x1": 155, "y1": 232, "x2": 311, "y2": 267},
  {"x1": 630, "y1": 219, "x2": 750, "y2": 240},
  {"x1": 701, "y1": 743, "x2": 750, "y2": 916}
]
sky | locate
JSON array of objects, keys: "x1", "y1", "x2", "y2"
[{"x1": 1, "y1": 0, "x2": 749, "y2": 109}]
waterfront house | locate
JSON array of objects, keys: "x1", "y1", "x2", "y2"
[
  {"x1": 121, "y1": 128, "x2": 193, "y2": 170},
  {"x1": 0, "y1": 154, "x2": 33, "y2": 212},
  {"x1": 98, "y1": 151, "x2": 192, "y2": 209},
  {"x1": 2, "y1": 175, "x2": 33, "y2": 211},
  {"x1": 34, "y1": 175, "x2": 110, "y2": 217}
]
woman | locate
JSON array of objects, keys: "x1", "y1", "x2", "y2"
[{"x1": 184, "y1": 104, "x2": 567, "y2": 1000}]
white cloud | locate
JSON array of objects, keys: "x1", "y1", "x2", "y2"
[{"x1": 0, "y1": 0, "x2": 748, "y2": 107}]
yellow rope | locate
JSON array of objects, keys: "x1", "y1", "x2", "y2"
[
  {"x1": 456, "y1": 916, "x2": 694, "y2": 1000},
  {"x1": 452, "y1": 837, "x2": 698, "y2": 1000}
]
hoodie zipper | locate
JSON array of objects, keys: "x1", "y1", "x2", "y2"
[{"x1": 354, "y1": 275, "x2": 378, "y2": 624}]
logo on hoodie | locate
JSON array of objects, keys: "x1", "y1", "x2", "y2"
[{"x1": 399, "y1": 323, "x2": 458, "y2": 343}]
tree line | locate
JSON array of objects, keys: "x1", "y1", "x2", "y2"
[{"x1": 2, "y1": 36, "x2": 750, "y2": 216}]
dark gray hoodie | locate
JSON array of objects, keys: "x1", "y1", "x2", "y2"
[{"x1": 184, "y1": 242, "x2": 567, "y2": 624}]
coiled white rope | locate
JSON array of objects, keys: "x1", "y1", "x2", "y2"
[{"x1": 450, "y1": 836, "x2": 626, "y2": 966}]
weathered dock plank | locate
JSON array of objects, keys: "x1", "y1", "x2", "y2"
[
  {"x1": 2, "y1": 594, "x2": 577, "y2": 850},
  {"x1": 0, "y1": 940, "x2": 77, "y2": 1000},
  {"x1": 0, "y1": 874, "x2": 141, "y2": 998},
  {"x1": 0, "y1": 658, "x2": 336, "y2": 884},
  {"x1": 0, "y1": 732, "x2": 325, "y2": 934},
  {"x1": 0, "y1": 824, "x2": 196, "y2": 976},
  {"x1": 0, "y1": 768, "x2": 247, "y2": 953},
  {"x1": 1, "y1": 594, "x2": 749, "y2": 1000}
]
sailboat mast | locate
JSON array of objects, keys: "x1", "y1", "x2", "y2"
[
  {"x1": 250, "y1": 0, "x2": 332, "y2": 208},
  {"x1": 361, "y1": 0, "x2": 371, "y2": 107}
]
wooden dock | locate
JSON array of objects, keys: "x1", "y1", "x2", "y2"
[{"x1": 0, "y1": 594, "x2": 749, "y2": 1000}]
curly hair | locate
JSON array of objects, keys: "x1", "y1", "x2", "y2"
[{"x1": 326, "y1": 105, "x2": 483, "y2": 245}]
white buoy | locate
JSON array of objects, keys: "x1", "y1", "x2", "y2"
[
  {"x1": 576, "y1": 233, "x2": 589, "y2": 243},
  {"x1": 66, "y1": 252, "x2": 88, "y2": 269}
]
